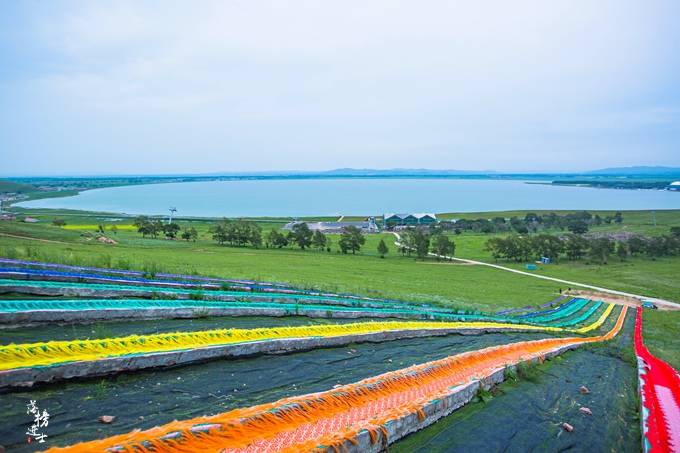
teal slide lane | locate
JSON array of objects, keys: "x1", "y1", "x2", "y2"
[
  {"x1": 550, "y1": 301, "x2": 604, "y2": 327},
  {"x1": 0, "y1": 297, "x2": 605, "y2": 328},
  {"x1": 524, "y1": 298, "x2": 588, "y2": 323}
]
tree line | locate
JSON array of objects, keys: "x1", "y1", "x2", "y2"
[
  {"x1": 485, "y1": 229, "x2": 680, "y2": 264},
  {"x1": 441, "y1": 211, "x2": 623, "y2": 235},
  {"x1": 398, "y1": 228, "x2": 456, "y2": 260},
  {"x1": 133, "y1": 216, "x2": 453, "y2": 260},
  {"x1": 211, "y1": 219, "x2": 262, "y2": 247},
  {"x1": 133, "y1": 216, "x2": 197, "y2": 241},
  {"x1": 266, "y1": 223, "x2": 367, "y2": 254}
]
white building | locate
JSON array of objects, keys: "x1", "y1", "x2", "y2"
[{"x1": 283, "y1": 217, "x2": 379, "y2": 233}]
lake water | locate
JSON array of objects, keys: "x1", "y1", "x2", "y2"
[{"x1": 16, "y1": 179, "x2": 680, "y2": 217}]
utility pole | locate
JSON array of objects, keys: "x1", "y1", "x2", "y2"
[{"x1": 168, "y1": 207, "x2": 177, "y2": 224}]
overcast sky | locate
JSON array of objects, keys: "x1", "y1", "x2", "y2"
[{"x1": 1, "y1": 1, "x2": 680, "y2": 176}]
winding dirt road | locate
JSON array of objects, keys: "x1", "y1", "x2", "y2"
[{"x1": 391, "y1": 232, "x2": 680, "y2": 310}]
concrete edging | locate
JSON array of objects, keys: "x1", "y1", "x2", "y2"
[
  {"x1": 0, "y1": 284, "x2": 397, "y2": 310},
  {"x1": 0, "y1": 306, "x2": 445, "y2": 327},
  {"x1": 0, "y1": 327, "x2": 535, "y2": 389},
  {"x1": 328, "y1": 343, "x2": 581, "y2": 452}
]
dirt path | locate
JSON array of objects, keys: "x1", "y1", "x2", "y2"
[{"x1": 392, "y1": 232, "x2": 680, "y2": 310}]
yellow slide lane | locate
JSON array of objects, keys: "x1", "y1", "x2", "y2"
[{"x1": 0, "y1": 307, "x2": 615, "y2": 371}]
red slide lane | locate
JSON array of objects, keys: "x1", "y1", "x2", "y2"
[{"x1": 634, "y1": 307, "x2": 680, "y2": 453}]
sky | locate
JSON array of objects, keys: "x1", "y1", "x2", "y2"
[{"x1": 1, "y1": 0, "x2": 680, "y2": 176}]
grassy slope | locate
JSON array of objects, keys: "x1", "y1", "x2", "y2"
[
  {"x1": 643, "y1": 310, "x2": 680, "y2": 369},
  {"x1": 453, "y1": 235, "x2": 680, "y2": 303},
  {"x1": 0, "y1": 224, "x2": 562, "y2": 312},
  {"x1": 0, "y1": 209, "x2": 678, "y2": 365}
]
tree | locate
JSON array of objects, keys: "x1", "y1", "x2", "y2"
[
  {"x1": 432, "y1": 234, "x2": 455, "y2": 259},
  {"x1": 530, "y1": 234, "x2": 564, "y2": 262},
  {"x1": 670, "y1": 226, "x2": 680, "y2": 238},
  {"x1": 377, "y1": 239, "x2": 389, "y2": 258},
  {"x1": 52, "y1": 218, "x2": 66, "y2": 227},
  {"x1": 267, "y1": 229, "x2": 289, "y2": 248},
  {"x1": 181, "y1": 227, "x2": 198, "y2": 242},
  {"x1": 211, "y1": 219, "x2": 261, "y2": 247},
  {"x1": 616, "y1": 242, "x2": 629, "y2": 261},
  {"x1": 479, "y1": 221, "x2": 495, "y2": 234},
  {"x1": 163, "y1": 222, "x2": 180, "y2": 239},
  {"x1": 613, "y1": 211, "x2": 623, "y2": 224},
  {"x1": 564, "y1": 234, "x2": 589, "y2": 260},
  {"x1": 413, "y1": 229, "x2": 431, "y2": 259},
  {"x1": 524, "y1": 212, "x2": 540, "y2": 223},
  {"x1": 133, "y1": 215, "x2": 150, "y2": 228},
  {"x1": 149, "y1": 220, "x2": 164, "y2": 238},
  {"x1": 588, "y1": 237, "x2": 615, "y2": 264},
  {"x1": 543, "y1": 212, "x2": 561, "y2": 230},
  {"x1": 665, "y1": 235, "x2": 680, "y2": 256},
  {"x1": 338, "y1": 225, "x2": 365, "y2": 254},
  {"x1": 212, "y1": 222, "x2": 228, "y2": 245},
  {"x1": 484, "y1": 237, "x2": 506, "y2": 261},
  {"x1": 510, "y1": 217, "x2": 529, "y2": 234},
  {"x1": 290, "y1": 223, "x2": 313, "y2": 250},
  {"x1": 627, "y1": 236, "x2": 645, "y2": 255},
  {"x1": 137, "y1": 223, "x2": 153, "y2": 238},
  {"x1": 567, "y1": 220, "x2": 589, "y2": 234},
  {"x1": 134, "y1": 216, "x2": 152, "y2": 237},
  {"x1": 399, "y1": 230, "x2": 415, "y2": 256},
  {"x1": 248, "y1": 224, "x2": 263, "y2": 248},
  {"x1": 312, "y1": 230, "x2": 328, "y2": 251},
  {"x1": 513, "y1": 235, "x2": 533, "y2": 262},
  {"x1": 484, "y1": 235, "x2": 529, "y2": 262},
  {"x1": 644, "y1": 236, "x2": 666, "y2": 260}
]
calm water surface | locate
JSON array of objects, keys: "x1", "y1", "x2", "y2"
[{"x1": 17, "y1": 179, "x2": 680, "y2": 217}]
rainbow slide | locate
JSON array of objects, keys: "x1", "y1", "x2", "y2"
[{"x1": 635, "y1": 307, "x2": 680, "y2": 453}]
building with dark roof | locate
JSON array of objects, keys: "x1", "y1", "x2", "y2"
[{"x1": 383, "y1": 213, "x2": 437, "y2": 227}]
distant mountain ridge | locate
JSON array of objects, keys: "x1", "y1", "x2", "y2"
[
  {"x1": 7, "y1": 166, "x2": 680, "y2": 179},
  {"x1": 586, "y1": 166, "x2": 680, "y2": 176},
  {"x1": 319, "y1": 168, "x2": 497, "y2": 176}
]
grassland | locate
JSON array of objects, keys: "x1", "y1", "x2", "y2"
[
  {"x1": 641, "y1": 310, "x2": 680, "y2": 369},
  {"x1": 0, "y1": 208, "x2": 678, "y2": 366},
  {"x1": 0, "y1": 223, "x2": 563, "y2": 312}
]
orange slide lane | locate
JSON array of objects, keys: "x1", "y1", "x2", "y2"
[{"x1": 49, "y1": 306, "x2": 627, "y2": 453}]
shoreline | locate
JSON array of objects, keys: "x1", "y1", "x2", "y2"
[
  {"x1": 7, "y1": 180, "x2": 680, "y2": 220},
  {"x1": 6, "y1": 203, "x2": 680, "y2": 223}
]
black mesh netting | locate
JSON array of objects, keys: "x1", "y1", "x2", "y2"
[
  {"x1": 393, "y1": 311, "x2": 639, "y2": 453},
  {"x1": 0, "y1": 330, "x2": 554, "y2": 451},
  {"x1": 0, "y1": 315, "x2": 386, "y2": 345}
]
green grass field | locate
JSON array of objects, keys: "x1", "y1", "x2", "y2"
[
  {"x1": 451, "y1": 234, "x2": 680, "y2": 303},
  {"x1": 0, "y1": 208, "x2": 678, "y2": 366}
]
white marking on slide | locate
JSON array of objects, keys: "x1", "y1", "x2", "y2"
[{"x1": 655, "y1": 385, "x2": 680, "y2": 452}]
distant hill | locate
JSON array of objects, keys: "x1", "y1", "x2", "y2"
[
  {"x1": 586, "y1": 166, "x2": 680, "y2": 177},
  {"x1": 320, "y1": 168, "x2": 497, "y2": 176}
]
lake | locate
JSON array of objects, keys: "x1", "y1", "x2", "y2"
[{"x1": 16, "y1": 179, "x2": 680, "y2": 217}]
